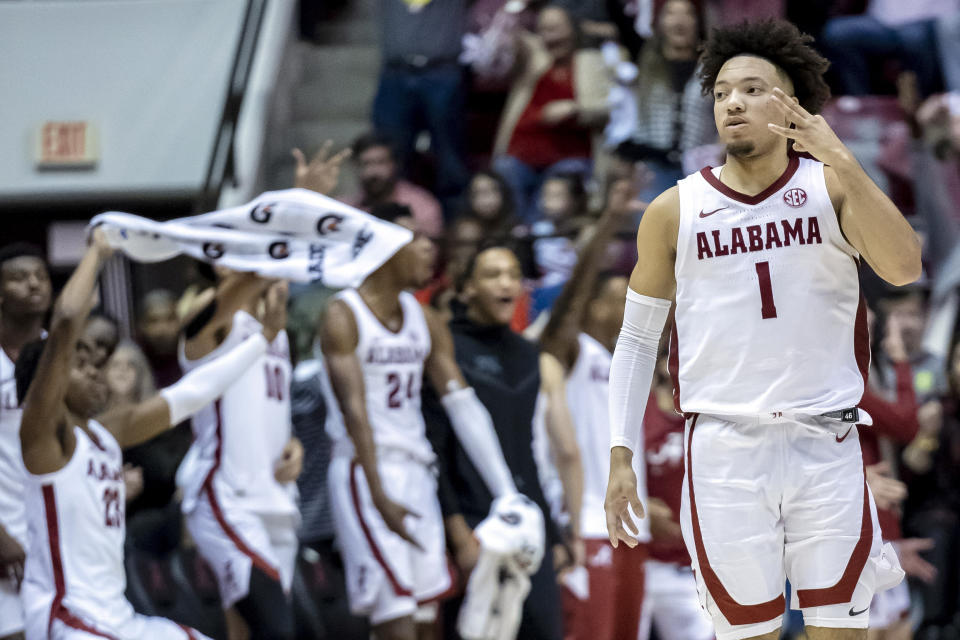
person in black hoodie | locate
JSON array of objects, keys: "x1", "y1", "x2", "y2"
[{"x1": 424, "y1": 243, "x2": 583, "y2": 640}]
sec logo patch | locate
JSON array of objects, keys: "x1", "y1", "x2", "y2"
[{"x1": 783, "y1": 188, "x2": 807, "y2": 208}]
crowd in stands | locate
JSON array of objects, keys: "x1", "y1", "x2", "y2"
[{"x1": 5, "y1": 0, "x2": 958, "y2": 639}]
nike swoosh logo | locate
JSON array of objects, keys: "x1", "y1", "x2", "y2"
[
  {"x1": 699, "y1": 207, "x2": 728, "y2": 218},
  {"x1": 836, "y1": 427, "x2": 852, "y2": 443},
  {"x1": 849, "y1": 606, "x2": 868, "y2": 616}
]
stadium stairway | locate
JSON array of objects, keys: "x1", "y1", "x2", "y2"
[{"x1": 261, "y1": 0, "x2": 379, "y2": 195}]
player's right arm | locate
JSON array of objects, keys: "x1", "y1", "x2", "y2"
[
  {"x1": 319, "y1": 299, "x2": 423, "y2": 549},
  {"x1": 540, "y1": 205, "x2": 625, "y2": 369},
  {"x1": 21, "y1": 231, "x2": 114, "y2": 475},
  {"x1": 604, "y1": 187, "x2": 678, "y2": 549},
  {"x1": 182, "y1": 271, "x2": 276, "y2": 361}
]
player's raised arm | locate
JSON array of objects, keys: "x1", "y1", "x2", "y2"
[
  {"x1": 540, "y1": 191, "x2": 633, "y2": 370},
  {"x1": 766, "y1": 87, "x2": 921, "y2": 286},
  {"x1": 320, "y1": 299, "x2": 423, "y2": 549},
  {"x1": 182, "y1": 271, "x2": 276, "y2": 361},
  {"x1": 421, "y1": 305, "x2": 517, "y2": 498},
  {"x1": 604, "y1": 187, "x2": 678, "y2": 549},
  {"x1": 20, "y1": 230, "x2": 113, "y2": 475},
  {"x1": 98, "y1": 331, "x2": 268, "y2": 449}
]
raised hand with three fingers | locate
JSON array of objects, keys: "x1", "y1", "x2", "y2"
[{"x1": 767, "y1": 87, "x2": 849, "y2": 166}]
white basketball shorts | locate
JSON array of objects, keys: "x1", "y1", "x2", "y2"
[
  {"x1": 185, "y1": 484, "x2": 298, "y2": 609},
  {"x1": 329, "y1": 452, "x2": 451, "y2": 626},
  {"x1": 638, "y1": 560, "x2": 715, "y2": 640},
  {"x1": 679, "y1": 413, "x2": 904, "y2": 640},
  {"x1": 0, "y1": 577, "x2": 24, "y2": 636}
]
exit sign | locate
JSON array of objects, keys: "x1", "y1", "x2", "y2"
[{"x1": 35, "y1": 121, "x2": 98, "y2": 169}]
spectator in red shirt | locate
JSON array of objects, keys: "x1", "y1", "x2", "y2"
[{"x1": 489, "y1": 5, "x2": 612, "y2": 221}]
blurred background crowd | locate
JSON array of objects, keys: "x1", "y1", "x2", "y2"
[{"x1": 3, "y1": 0, "x2": 960, "y2": 638}]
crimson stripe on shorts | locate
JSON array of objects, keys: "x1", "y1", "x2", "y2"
[
  {"x1": 202, "y1": 399, "x2": 281, "y2": 583},
  {"x1": 42, "y1": 484, "x2": 121, "y2": 639},
  {"x1": 417, "y1": 558, "x2": 458, "y2": 606},
  {"x1": 349, "y1": 460, "x2": 413, "y2": 597},
  {"x1": 795, "y1": 469, "x2": 873, "y2": 608},
  {"x1": 685, "y1": 416, "x2": 785, "y2": 625},
  {"x1": 179, "y1": 623, "x2": 200, "y2": 639}
]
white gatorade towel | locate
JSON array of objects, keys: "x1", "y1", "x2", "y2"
[{"x1": 90, "y1": 188, "x2": 413, "y2": 288}]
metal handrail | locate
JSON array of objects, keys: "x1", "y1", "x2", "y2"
[{"x1": 197, "y1": 0, "x2": 270, "y2": 212}]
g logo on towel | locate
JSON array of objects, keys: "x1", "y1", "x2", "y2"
[
  {"x1": 317, "y1": 214, "x2": 344, "y2": 235},
  {"x1": 250, "y1": 203, "x2": 275, "y2": 224},
  {"x1": 268, "y1": 241, "x2": 290, "y2": 260},
  {"x1": 202, "y1": 242, "x2": 225, "y2": 259}
]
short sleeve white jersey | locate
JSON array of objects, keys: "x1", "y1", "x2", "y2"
[
  {"x1": 22, "y1": 421, "x2": 134, "y2": 632},
  {"x1": 670, "y1": 155, "x2": 869, "y2": 416},
  {"x1": 565, "y1": 333, "x2": 649, "y2": 541},
  {"x1": 0, "y1": 349, "x2": 27, "y2": 545},
  {"x1": 178, "y1": 310, "x2": 296, "y2": 516},
  {"x1": 320, "y1": 289, "x2": 434, "y2": 463}
]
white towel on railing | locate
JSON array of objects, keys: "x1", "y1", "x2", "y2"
[{"x1": 90, "y1": 188, "x2": 413, "y2": 288}]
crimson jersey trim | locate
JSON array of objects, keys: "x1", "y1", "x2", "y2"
[{"x1": 699, "y1": 154, "x2": 800, "y2": 205}]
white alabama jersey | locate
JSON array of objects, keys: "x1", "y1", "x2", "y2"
[
  {"x1": 321, "y1": 289, "x2": 434, "y2": 463},
  {"x1": 566, "y1": 333, "x2": 649, "y2": 541},
  {"x1": 22, "y1": 421, "x2": 134, "y2": 634},
  {"x1": 0, "y1": 349, "x2": 27, "y2": 546},
  {"x1": 178, "y1": 310, "x2": 296, "y2": 516},
  {"x1": 672, "y1": 155, "x2": 869, "y2": 416}
]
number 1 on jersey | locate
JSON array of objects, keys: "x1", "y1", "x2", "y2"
[{"x1": 755, "y1": 261, "x2": 778, "y2": 319}]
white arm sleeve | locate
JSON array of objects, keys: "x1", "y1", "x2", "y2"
[
  {"x1": 609, "y1": 289, "x2": 671, "y2": 454},
  {"x1": 441, "y1": 387, "x2": 518, "y2": 498},
  {"x1": 160, "y1": 333, "x2": 268, "y2": 425}
]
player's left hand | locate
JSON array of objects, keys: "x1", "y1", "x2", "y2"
[
  {"x1": 767, "y1": 87, "x2": 849, "y2": 166},
  {"x1": 292, "y1": 140, "x2": 352, "y2": 196},
  {"x1": 274, "y1": 437, "x2": 304, "y2": 483}
]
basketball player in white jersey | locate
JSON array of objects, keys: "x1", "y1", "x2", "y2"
[
  {"x1": 319, "y1": 204, "x2": 517, "y2": 640},
  {"x1": 603, "y1": 19, "x2": 922, "y2": 640},
  {"x1": 16, "y1": 230, "x2": 272, "y2": 640},
  {"x1": 540, "y1": 178, "x2": 648, "y2": 640},
  {"x1": 0, "y1": 244, "x2": 52, "y2": 640},
  {"x1": 178, "y1": 270, "x2": 302, "y2": 640}
]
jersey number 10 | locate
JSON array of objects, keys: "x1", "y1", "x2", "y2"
[{"x1": 755, "y1": 261, "x2": 778, "y2": 319}]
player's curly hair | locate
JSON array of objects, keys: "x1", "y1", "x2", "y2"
[{"x1": 698, "y1": 19, "x2": 831, "y2": 114}]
